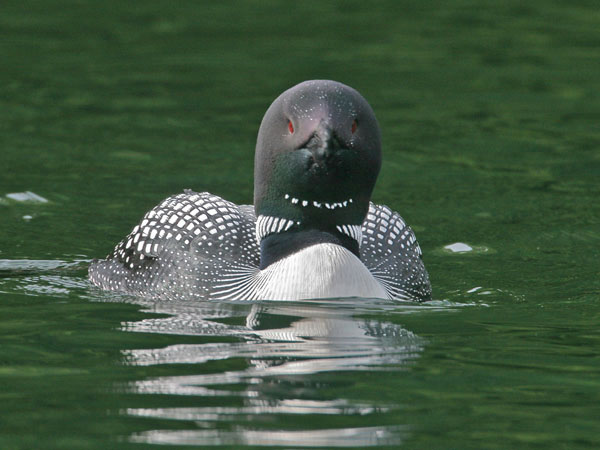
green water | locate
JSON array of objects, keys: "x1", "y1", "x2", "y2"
[{"x1": 1, "y1": 1, "x2": 599, "y2": 448}]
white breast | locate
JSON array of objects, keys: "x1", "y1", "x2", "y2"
[{"x1": 249, "y1": 243, "x2": 390, "y2": 301}]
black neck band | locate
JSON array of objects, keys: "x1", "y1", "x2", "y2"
[{"x1": 259, "y1": 229, "x2": 360, "y2": 270}]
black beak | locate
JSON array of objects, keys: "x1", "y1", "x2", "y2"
[{"x1": 305, "y1": 121, "x2": 342, "y2": 165}]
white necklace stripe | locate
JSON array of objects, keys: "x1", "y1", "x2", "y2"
[
  {"x1": 256, "y1": 214, "x2": 363, "y2": 246},
  {"x1": 336, "y1": 224, "x2": 363, "y2": 245},
  {"x1": 255, "y1": 215, "x2": 295, "y2": 244}
]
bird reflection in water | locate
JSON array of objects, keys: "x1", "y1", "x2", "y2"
[{"x1": 116, "y1": 297, "x2": 424, "y2": 447}]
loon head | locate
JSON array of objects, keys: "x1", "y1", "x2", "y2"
[{"x1": 253, "y1": 80, "x2": 382, "y2": 268}]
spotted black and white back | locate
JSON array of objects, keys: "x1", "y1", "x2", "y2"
[{"x1": 89, "y1": 190, "x2": 431, "y2": 301}]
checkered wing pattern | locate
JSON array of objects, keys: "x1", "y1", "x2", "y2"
[
  {"x1": 360, "y1": 203, "x2": 431, "y2": 300},
  {"x1": 89, "y1": 190, "x2": 260, "y2": 299}
]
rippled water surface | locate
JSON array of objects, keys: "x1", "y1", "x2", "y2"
[{"x1": 2, "y1": 1, "x2": 599, "y2": 448}]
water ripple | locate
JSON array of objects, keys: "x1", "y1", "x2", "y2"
[
  {"x1": 130, "y1": 425, "x2": 407, "y2": 447},
  {"x1": 113, "y1": 297, "x2": 423, "y2": 447},
  {"x1": 1, "y1": 262, "x2": 457, "y2": 447}
]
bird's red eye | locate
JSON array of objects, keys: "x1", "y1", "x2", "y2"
[
  {"x1": 351, "y1": 120, "x2": 358, "y2": 134},
  {"x1": 288, "y1": 120, "x2": 294, "y2": 134}
]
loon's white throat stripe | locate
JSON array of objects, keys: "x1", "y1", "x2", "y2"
[
  {"x1": 336, "y1": 224, "x2": 363, "y2": 244},
  {"x1": 256, "y1": 215, "x2": 295, "y2": 244},
  {"x1": 255, "y1": 214, "x2": 363, "y2": 246}
]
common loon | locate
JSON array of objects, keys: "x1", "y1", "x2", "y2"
[{"x1": 89, "y1": 80, "x2": 431, "y2": 301}]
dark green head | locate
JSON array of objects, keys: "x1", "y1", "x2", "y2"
[{"x1": 254, "y1": 80, "x2": 382, "y2": 246}]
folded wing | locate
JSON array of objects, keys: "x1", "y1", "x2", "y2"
[{"x1": 88, "y1": 190, "x2": 260, "y2": 299}]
